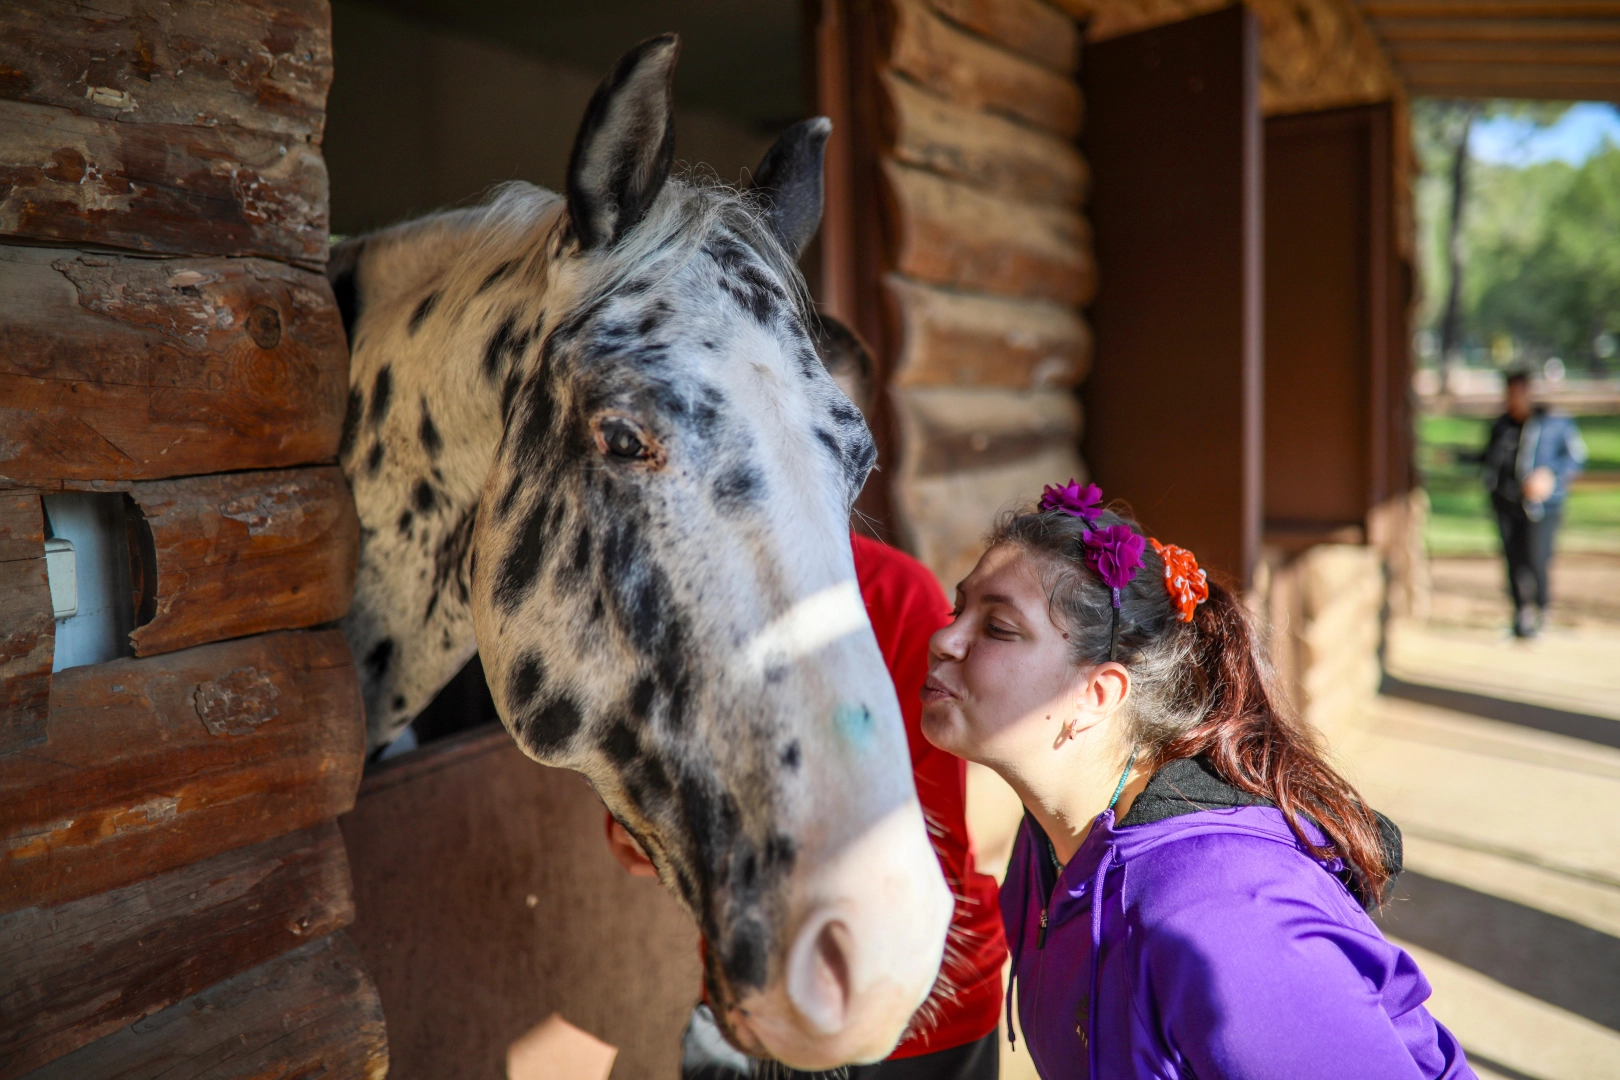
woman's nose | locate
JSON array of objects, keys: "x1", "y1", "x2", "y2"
[{"x1": 929, "y1": 620, "x2": 967, "y2": 662}]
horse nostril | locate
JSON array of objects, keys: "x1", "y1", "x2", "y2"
[{"x1": 788, "y1": 915, "x2": 854, "y2": 1036}]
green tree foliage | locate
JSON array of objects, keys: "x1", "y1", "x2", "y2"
[{"x1": 1467, "y1": 145, "x2": 1620, "y2": 369}]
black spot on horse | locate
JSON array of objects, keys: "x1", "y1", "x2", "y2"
[
  {"x1": 494, "y1": 495, "x2": 550, "y2": 612},
  {"x1": 500, "y1": 369, "x2": 522, "y2": 423},
  {"x1": 528, "y1": 695, "x2": 583, "y2": 752},
  {"x1": 510, "y1": 654, "x2": 546, "y2": 703},
  {"x1": 571, "y1": 526, "x2": 592, "y2": 573},
  {"x1": 412, "y1": 479, "x2": 436, "y2": 514},
  {"x1": 396, "y1": 509, "x2": 413, "y2": 537},
  {"x1": 712, "y1": 465, "x2": 763, "y2": 513},
  {"x1": 517, "y1": 372, "x2": 556, "y2": 459},
  {"x1": 408, "y1": 292, "x2": 439, "y2": 333},
  {"x1": 365, "y1": 638, "x2": 394, "y2": 681},
  {"x1": 366, "y1": 441, "x2": 385, "y2": 475},
  {"x1": 483, "y1": 315, "x2": 519, "y2": 379},
  {"x1": 392, "y1": 694, "x2": 406, "y2": 711},
  {"x1": 794, "y1": 344, "x2": 820, "y2": 380},
  {"x1": 723, "y1": 921, "x2": 769, "y2": 991},
  {"x1": 764, "y1": 832, "x2": 797, "y2": 872},
  {"x1": 779, "y1": 741, "x2": 801, "y2": 771},
  {"x1": 339, "y1": 388, "x2": 363, "y2": 460},
  {"x1": 495, "y1": 473, "x2": 524, "y2": 522},
  {"x1": 419, "y1": 404, "x2": 442, "y2": 457},
  {"x1": 629, "y1": 675, "x2": 656, "y2": 718},
  {"x1": 427, "y1": 504, "x2": 478, "y2": 622},
  {"x1": 369, "y1": 365, "x2": 392, "y2": 425},
  {"x1": 637, "y1": 301, "x2": 670, "y2": 338},
  {"x1": 477, "y1": 259, "x2": 517, "y2": 293},
  {"x1": 601, "y1": 719, "x2": 640, "y2": 765},
  {"x1": 814, "y1": 427, "x2": 841, "y2": 464}
]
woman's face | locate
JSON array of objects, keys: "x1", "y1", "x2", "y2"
[{"x1": 921, "y1": 544, "x2": 1089, "y2": 771}]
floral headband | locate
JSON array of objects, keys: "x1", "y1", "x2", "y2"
[{"x1": 1038, "y1": 480, "x2": 1209, "y2": 657}]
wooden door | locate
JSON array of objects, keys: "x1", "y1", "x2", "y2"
[
  {"x1": 1264, "y1": 102, "x2": 1402, "y2": 549},
  {"x1": 1080, "y1": 5, "x2": 1264, "y2": 587}
]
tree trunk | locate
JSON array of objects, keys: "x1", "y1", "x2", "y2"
[{"x1": 1437, "y1": 108, "x2": 1475, "y2": 395}]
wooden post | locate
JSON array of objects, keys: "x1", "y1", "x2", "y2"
[{"x1": 1081, "y1": 5, "x2": 1264, "y2": 587}]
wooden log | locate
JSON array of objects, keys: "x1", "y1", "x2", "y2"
[
  {"x1": 0, "y1": 100, "x2": 328, "y2": 265},
  {"x1": 926, "y1": 0, "x2": 1081, "y2": 72},
  {"x1": 127, "y1": 468, "x2": 359, "y2": 657},
  {"x1": 0, "y1": 496, "x2": 52, "y2": 755},
  {"x1": 882, "y1": 72, "x2": 1088, "y2": 207},
  {"x1": 0, "y1": 823, "x2": 354, "y2": 1080},
  {"x1": 0, "y1": 247, "x2": 348, "y2": 484},
  {"x1": 0, "y1": 629, "x2": 363, "y2": 915},
  {"x1": 19, "y1": 932, "x2": 388, "y2": 1080},
  {"x1": 897, "y1": 441, "x2": 1085, "y2": 591},
  {"x1": 887, "y1": 276, "x2": 1091, "y2": 390},
  {"x1": 895, "y1": 387, "x2": 1083, "y2": 479},
  {"x1": 886, "y1": 0, "x2": 1083, "y2": 138},
  {"x1": 884, "y1": 160, "x2": 1095, "y2": 306},
  {"x1": 0, "y1": 0, "x2": 332, "y2": 140}
]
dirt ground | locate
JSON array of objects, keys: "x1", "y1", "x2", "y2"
[{"x1": 1426, "y1": 550, "x2": 1620, "y2": 631}]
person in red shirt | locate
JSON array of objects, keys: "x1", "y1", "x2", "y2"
[{"x1": 605, "y1": 315, "x2": 1005, "y2": 1078}]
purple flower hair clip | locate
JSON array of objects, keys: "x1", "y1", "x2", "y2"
[
  {"x1": 1083, "y1": 524, "x2": 1146, "y2": 610},
  {"x1": 1039, "y1": 479, "x2": 1102, "y2": 523}
]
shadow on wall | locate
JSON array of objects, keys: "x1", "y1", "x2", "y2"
[{"x1": 325, "y1": 1, "x2": 789, "y2": 235}]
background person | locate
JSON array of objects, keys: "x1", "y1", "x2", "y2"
[
  {"x1": 1474, "y1": 370, "x2": 1587, "y2": 637},
  {"x1": 920, "y1": 484, "x2": 1476, "y2": 1078}
]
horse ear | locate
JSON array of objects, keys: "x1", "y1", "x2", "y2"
[
  {"x1": 748, "y1": 117, "x2": 832, "y2": 259},
  {"x1": 566, "y1": 34, "x2": 680, "y2": 250}
]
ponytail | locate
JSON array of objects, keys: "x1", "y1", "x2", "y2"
[{"x1": 992, "y1": 507, "x2": 1393, "y2": 905}]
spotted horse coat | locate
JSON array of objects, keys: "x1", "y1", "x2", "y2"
[{"x1": 328, "y1": 35, "x2": 951, "y2": 1071}]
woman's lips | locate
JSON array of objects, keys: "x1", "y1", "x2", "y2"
[{"x1": 920, "y1": 676, "x2": 956, "y2": 705}]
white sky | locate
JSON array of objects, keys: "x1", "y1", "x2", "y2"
[{"x1": 1469, "y1": 102, "x2": 1620, "y2": 168}]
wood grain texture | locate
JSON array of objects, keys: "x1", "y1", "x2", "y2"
[
  {"x1": 19, "y1": 932, "x2": 388, "y2": 1080},
  {"x1": 0, "y1": 100, "x2": 328, "y2": 264},
  {"x1": 886, "y1": 0, "x2": 1083, "y2": 137},
  {"x1": 0, "y1": 823, "x2": 353, "y2": 1080},
  {"x1": 0, "y1": 496, "x2": 52, "y2": 756},
  {"x1": 887, "y1": 275, "x2": 1091, "y2": 390},
  {"x1": 0, "y1": 246, "x2": 347, "y2": 484},
  {"x1": 895, "y1": 386, "x2": 1082, "y2": 479},
  {"x1": 1066, "y1": 0, "x2": 1400, "y2": 115},
  {"x1": 884, "y1": 160, "x2": 1095, "y2": 305},
  {"x1": 127, "y1": 468, "x2": 358, "y2": 657},
  {"x1": 926, "y1": 0, "x2": 1080, "y2": 71},
  {"x1": 0, "y1": 629, "x2": 363, "y2": 915},
  {"x1": 0, "y1": 0, "x2": 332, "y2": 140},
  {"x1": 882, "y1": 72, "x2": 1087, "y2": 207}
]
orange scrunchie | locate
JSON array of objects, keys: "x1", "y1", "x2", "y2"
[{"x1": 1150, "y1": 538, "x2": 1208, "y2": 622}]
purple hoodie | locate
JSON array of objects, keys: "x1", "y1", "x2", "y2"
[{"x1": 1001, "y1": 757, "x2": 1476, "y2": 1079}]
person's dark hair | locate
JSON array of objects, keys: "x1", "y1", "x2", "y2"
[
  {"x1": 992, "y1": 504, "x2": 1393, "y2": 903},
  {"x1": 1504, "y1": 369, "x2": 1531, "y2": 389}
]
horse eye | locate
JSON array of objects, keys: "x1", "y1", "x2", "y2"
[{"x1": 600, "y1": 417, "x2": 647, "y2": 460}]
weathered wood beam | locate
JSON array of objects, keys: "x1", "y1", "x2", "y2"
[
  {"x1": 882, "y1": 72, "x2": 1088, "y2": 207},
  {"x1": 1368, "y1": 17, "x2": 1620, "y2": 43},
  {"x1": 884, "y1": 161, "x2": 1095, "y2": 306},
  {"x1": 0, "y1": 629, "x2": 363, "y2": 914},
  {"x1": 0, "y1": 496, "x2": 52, "y2": 755},
  {"x1": 887, "y1": 276, "x2": 1091, "y2": 390},
  {"x1": 0, "y1": 823, "x2": 353, "y2": 1079},
  {"x1": 0, "y1": 247, "x2": 348, "y2": 484},
  {"x1": 128, "y1": 468, "x2": 359, "y2": 657},
  {"x1": 18, "y1": 932, "x2": 387, "y2": 1080},
  {"x1": 0, "y1": 0, "x2": 332, "y2": 140},
  {"x1": 897, "y1": 387, "x2": 1083, "y2": 478},
  {"x1": 1398, "y1": 61, "x2": 1620, "y2": 98},
  {"x1": 926, "y1": 0, "x2": 1081, "y2": 72},
  {"x1": 1359, "y1": 1, "x2": 1620, "y2": 17},
  {"x1": 886, "y1": 0, "x2": 1084, "y2": 138},
  {"x1": 0, "y1": 102, "x2": 329, "y2": 265},
  {"x1": 1386, "y1": 39, "x2": 1620, "y2": 65}
]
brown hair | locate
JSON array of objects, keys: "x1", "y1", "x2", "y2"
[{"x1": 992, "y1": 505, "x2": 1393, "y2": 904}]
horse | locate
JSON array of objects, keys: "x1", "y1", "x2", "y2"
[{"x1": 326, "y1": 34, "x2": 952, "y2": 1071}]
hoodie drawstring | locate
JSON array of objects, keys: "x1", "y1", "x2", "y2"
[{"x1": 1086, "y1": 847, "x2": 1117, "y2": 1079}]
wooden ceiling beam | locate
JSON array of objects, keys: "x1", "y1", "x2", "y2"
[
  {"x1": 1399, "y1": 62, "x2": 1620, "y2": 100},
  {"x1": 1386, "y1": 40, "x2": 1620, "y2": 66},
  {"x1": 1369, "y1": 17, "x2": 1620, "y2": 44},
  {"x1": 1359, "y1": 2, "x2": 1620, "y2": 18}
]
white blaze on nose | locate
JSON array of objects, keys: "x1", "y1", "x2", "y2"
[{"x1": 743, "y1": 580, "x2": 868, "y2": 677}]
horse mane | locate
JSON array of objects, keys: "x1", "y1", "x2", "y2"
[{"x1": 428, "y1": 172, "x2": 813, "y2": 329}]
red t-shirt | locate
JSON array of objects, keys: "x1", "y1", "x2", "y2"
[{"x1": 852, "y1": 533, "x2": 1006, "y2": 1058}]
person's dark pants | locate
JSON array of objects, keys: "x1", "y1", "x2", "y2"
[{"x1": 1492, "y1": 495, "x2": 1561, "y2": 626}]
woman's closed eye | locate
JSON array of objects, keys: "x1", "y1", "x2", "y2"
[{"x1": 985, "y1": 620, "x2": 1017, "y2": 639}]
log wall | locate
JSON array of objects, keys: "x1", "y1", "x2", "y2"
[
  {"x1": 0, "y1": 2, "x2": 384, "y2": 1075},
  {"x1": 867, "y1": 0, "x2": 1095, "y2": 588}
]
